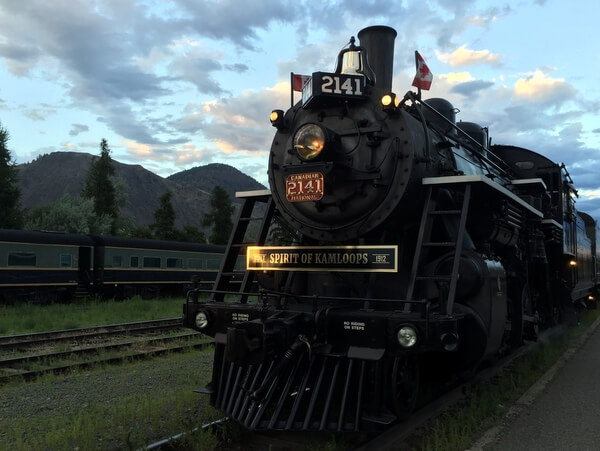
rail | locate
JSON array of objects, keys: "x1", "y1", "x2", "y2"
[
  {"x1": 0, "y1": 319, "x2": 212, "y2": 383},
  {"x1": 0, "y1": 317, "x2": 182, "y2": 351}
]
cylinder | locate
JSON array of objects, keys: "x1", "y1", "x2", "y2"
[{"x1": 357, "y1": 26, "x2": 397, "y2": 95}]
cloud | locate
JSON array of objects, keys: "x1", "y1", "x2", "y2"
[
  {"x1": 175, "y1": 142, "x2": 209, "y2": 165},
  {"x1": 172, "y1": 82, "x2": 290, "y2": 155},
  {"x1": 173, "y1": 0, "x2": 297, "y2": 49},
  {"x1": 224, "y1": 63, "x2": 249, "y2": 73},
  {"x1": 438, "y1": 72, "x2": 475, "y2": 83},
  {"x1": 23, "y1": 106, "x2": 57, "y2": 121},
  {"x1": 0, "y1": 42, "x2": 42, "y2": 76},
  {"x1": 60, "y1": 141, "x2": 76, "y2": 150},
  {"x1": 69, "y1": 123, "x2": 89, "y2": 137},
  {"x1": 450, "y1": 80, "x2": 495, "y2": 97},
  {"x1": 122, "y1": 139, "x2": 155, "y2": 158},
  {"x1": 0, "y1": 0, "x2": 501, "y2": 150},
  {"x1": 437, "y1": 45, "x2": 502, "y2": 67},
  {"x1": 468, "y1": 5, "x2": 512, "y2": 28},
  {"x1": 513, "y1": 69, "x2": 576, "y2": 106},
  {"x1": 168, "y1": 49, "x2": 226, "y2": 95},
  {"x1": 0, "y1": 0, "x2": 597, "y2": 209}
]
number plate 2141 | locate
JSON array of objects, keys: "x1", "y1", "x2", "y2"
[{"x1": 286, "y1": 172, "x2": 324, "y2": 202}]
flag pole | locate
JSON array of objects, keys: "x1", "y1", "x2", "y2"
[
  {"x1": 414, "y1": 51, "x2": 422, "y2": 100},
  {"x1": 290, "y1": 72, "x2": 294, "y2": 109}
]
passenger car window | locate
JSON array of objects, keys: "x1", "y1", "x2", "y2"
[
  {"x1": 8, "y1": 252, "x2": 37, "y2": 266},
  {"x1": 60, "y1": 254, "x2": 72, "y2": 267},
  {"x1": 143, "y1": 257, "x2": 161, "y2": 268},
  {"x1": 167, "y1": 258, "x2": 183, "y2": 268}
]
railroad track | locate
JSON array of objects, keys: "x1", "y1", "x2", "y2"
[
  {"x1": 0, "y1": 317, "x2": 183, "y2": 352},
  {"x1": 0, "y1": 318, "x2": 212, "y2": 383},
  {"x1": 151, "y1": 336, "x2": 543, "y2": 450},
  {"x1": 144, "y1": 417, "x2": 230, "y2": 450}
]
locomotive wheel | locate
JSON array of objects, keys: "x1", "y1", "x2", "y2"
[{"x1": 391, "y1": 356, "x2": 419, "y2": 420}]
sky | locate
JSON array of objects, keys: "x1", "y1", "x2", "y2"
[{"x1": 1, "y1": 0, "x2": 600, "y2": 218}]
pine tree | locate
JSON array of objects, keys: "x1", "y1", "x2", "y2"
[
  {"x1": 81, "y1": 139, "x2": 118, "y2": 233},
  {"x1": 203, "y1": 185, "x2": 235, "y2": 244},
  {"x1": 151, "y1": 190, "x2": 177, "y2": 240},
  {"x1": 25, "y1": 194, "x2": 112, "y2": 234},
  {"x1": 0, "y1": 122, "x2": 23, "y2": 229},
  {"x1": 180, "y1": 225, "x2": 206, "y2": 243}
]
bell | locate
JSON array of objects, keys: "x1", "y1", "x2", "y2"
[
  {"x1": 333, "y1": 36, "x2": 375, "y2": 84},
  {"x1": 341, "y1": 50, "x2": 362, "y2": 75}
]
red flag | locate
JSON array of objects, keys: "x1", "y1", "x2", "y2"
[
  {"x1": 412, "y1": 51, "x2": 432, "y2": 90},
  {"x1": 292, "y1": 73, "x2": 310, "y2": 92}
]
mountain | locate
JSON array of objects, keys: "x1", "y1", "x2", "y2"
[
  {"x1": 17, "y1": 152, "x2": 266, "y2": 228},
  {"x1": 167, "y1": 163, "x2": 266, "y2": 201}
]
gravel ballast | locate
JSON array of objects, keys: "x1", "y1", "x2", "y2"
[{"x1": 0, "y1": 348, "x2": 215, "y2": 448}]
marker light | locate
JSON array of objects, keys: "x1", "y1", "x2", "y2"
[
  {"x1": 294, "y1": 124, "x2": 326, "y2": 160},
  {"x1": 195, "y1": 311, "x2": 209, "y2": 329},
  {"x1": 569, "y1": 260, "x2": 577, "y2": 267},
  {"x1": 381, "y1": 92, "x2": 399, "y2": 112},
  {"x1": 397, "y1": 326, "x2": 418, "y2": 348},
  {"x1": 270, "y1": 109, "x2": 285, "y2": 129},
  {"x1": 381, "y1": 93, "x2": 394, "y2": 106}
]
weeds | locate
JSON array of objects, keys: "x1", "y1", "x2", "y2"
[
  {"x1": 417, "y1": 308, "x2": 600, "y2": 451},
  {"x1": 0, "y1": 348, "x2": 219, "y2": 450},
  {"x1": 0, "y1": 295, "x2": 198, "y2": 335}
]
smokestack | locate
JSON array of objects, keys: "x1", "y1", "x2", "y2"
[{"x1": 357, "y1": 26, "x2": 397, "y2": 96}]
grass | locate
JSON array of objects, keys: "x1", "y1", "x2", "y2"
[
  {"x1": 0, "y1": 333, "x2": 210, "y2": 376},
  {"x1": 0, "y1": 296, "x2": 222, "y2": 450},
  {"x1": 0, "y1": 295, "x2": 194, "y2": 335},
  {"x1": 414, "y1": 308, "x2": 600, "y2": 451},
  {"x1": 0, "y1": 347, "x2": 221, "y2": 451},
  {"x1": 3, "y1": 298, "x2": 598, "y2": 449}
]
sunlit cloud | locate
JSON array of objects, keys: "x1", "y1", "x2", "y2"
[
  {"x1": 122, "y1": 139, "x2": 155, "y2": 157},
  {"x1": 438, "y1": 72, "x2": 476, "y2": 83},
  {"x1": 437, "y1": 45, "x2": 502, "y2": 67},
  {"x1": 175, "y1": 142, "x2": 209, "y2": 165},
  {"x1": 215, "y1": 139, "x2": 237, "y2": 154},
  {"x1": 579, "y1": 188, "x2": 600, "y2": 199},
  {"x1": 513, "y1": 69, "x2": 575, "y2": 105}
]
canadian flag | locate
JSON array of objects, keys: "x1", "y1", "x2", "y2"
[
  {"x1": 292, "y1": 73, "x2": 310, "y2": 92},
  {"x1": 412, "y1": 51, "x2": 433, "y2": 90}
]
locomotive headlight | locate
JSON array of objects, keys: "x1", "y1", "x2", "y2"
[
  {"x1": 396, "y1": 325, "x2": 418, "y2": 348},
  {"x1": 569, "y1": 259, "x2": 577, "y2": 267},
  {"x1": 294, "y1": 124, "x2": 326, "y2": 160},
  {"x1": 195, "y1": 311, "x2": 209, "y2": 329}
]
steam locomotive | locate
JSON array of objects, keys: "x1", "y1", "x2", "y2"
[{"x1": 183, "y1": 26, "x2": 600, "y2": 432}]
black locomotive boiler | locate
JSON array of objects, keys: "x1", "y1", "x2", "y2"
[{"x1": 183, "y1": 26, "x2": 599, "y2": 432}]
